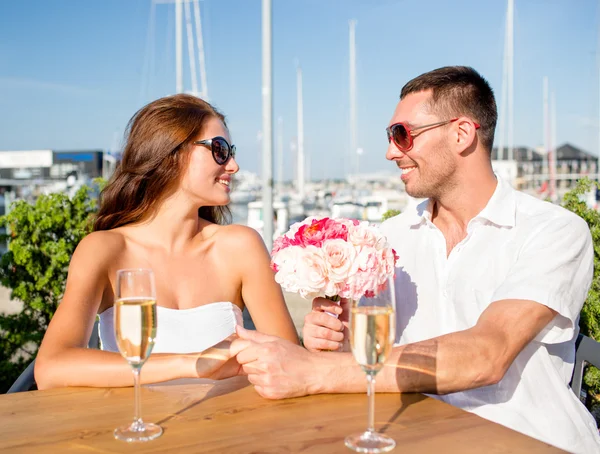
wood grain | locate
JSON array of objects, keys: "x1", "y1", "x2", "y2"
[{"x1": 0, "y1": 376, "x2": 565, "y2": 453}]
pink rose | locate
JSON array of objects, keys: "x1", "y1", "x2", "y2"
[
  {"x1": 336, "y1": 218, "x2": 360, "y2": 228},
  {"x1": 339, "y1": 270, "x2": 379, "y2": 300},
  {"x1": 295, "y1": 217, "x2": 348, "y2": 247},
  {"x1": 377, "y1": 247, "x2": 398, "y2": 284},
  {"x1": 323, "y1": 218, "x2": 349, "y2": 241},
  {"x1": 286, "y1": 217, "x2": 317, "y2": 239},
  {"x1": 355, "y1": 246, "x2": 378, "y2": 272},
  {"x1": 272, "y1": 234, "x2": 296, "y2": 254},
  {"x1": 322, "y1": 239, "x2": 357, "y2": 284},
  {"x1": 294, "y1": 218, "x2": 328, "y2": 247},
  {"x1": 348, "y1": 223, "x2": 381, "y2": 248}
]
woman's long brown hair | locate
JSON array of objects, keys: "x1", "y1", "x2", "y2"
[{"x1": 94, "y1": 94, "x2": 232, "y2": 231}]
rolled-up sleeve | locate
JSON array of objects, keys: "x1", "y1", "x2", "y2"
[{"x1": 491, "y1": 215, "x2": 593, "y2": 344}]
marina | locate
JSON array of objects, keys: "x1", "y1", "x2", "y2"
[{"x1": 2, "y1": 1, "x2": 600, "y2": 450}]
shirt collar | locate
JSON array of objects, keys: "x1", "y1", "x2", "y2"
[
  {"x1": 408, "y1": 199, "x2": 432, "y2": 227},
  {"x1": 473, "y1": 175, "x2": 516, "y2": 227},
  {"x1": 407, "y1": 175, "x2": 516, "y2": 228}
]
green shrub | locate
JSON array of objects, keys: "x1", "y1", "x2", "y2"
[
  {"x1": 381, "y1": 209, "x2": 401, "y2": 222},
  {"x1": 561, "y1": 178, "x2": 600, "y2": 399},
  {"x1": 0, "y1": 185, "x2": 97, "y2": 393}
]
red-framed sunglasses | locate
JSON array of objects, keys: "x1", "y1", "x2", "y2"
[{"x1": 386, "y1": 118, "x2": 480, "y2": 152}]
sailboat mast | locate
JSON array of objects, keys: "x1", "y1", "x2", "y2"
[
  {"x1": 498, "y1": 52, "x2": 507, "y2": 158},
  {"x1": 261, "y1": 0, "x2": 274, "y2": 249},
  {"x1": 192, "y1": 0, "x2": 208, "y2": 99},
  {"x1": 543, "y1": 76, "x2": 550, "y2": 188},
  {"x1": 277, "y1": 117, "x2": 284, "y2": 194},
  {"x1": 550, "y1": 91, "x2": 557, "y2": 202},
  {"x1": 349, "y1": 19, "x2": 357, "y2": 175},
  {"x1": 296, "y1": 65, "x2": 305, "y2": 200},
  {"x1": 175, "y1": 0, "x2": 183, "y2": 93},
  {"x1": 507, "y1": 0, "x2": 514, "y2": 161},
  {"x1": 183, "y1": 0, "x2": 198, "y2": 95}
]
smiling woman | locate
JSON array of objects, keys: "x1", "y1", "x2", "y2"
[
  {"x1": 94, "y1": 95, "x2": 233, "y2": 230},
  {"x1": 33, "y1": 94, "x2": 299, "y2": 391}
]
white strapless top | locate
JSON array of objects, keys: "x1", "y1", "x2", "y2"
[{"x1": 98, "y1": 302, "x2": 243, "y2": 354}]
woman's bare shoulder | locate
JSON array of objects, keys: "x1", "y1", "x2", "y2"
[
  {"x1": 212, "y1": 224, "x2": 266, "y2": 250},
  {"x1": 209, "y1": 225, "x2": 272, "y2": 280},
  {"x1": 72, "y1": 230, "x2": 127, "y2": 263}
]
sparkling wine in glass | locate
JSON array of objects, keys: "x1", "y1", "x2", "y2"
[
  {"x1": 345, "y1": 276, "x2": 396, "y2": 453},
  {"x1": 113, "y1": 268, "x2": 162, "y2": 442}
]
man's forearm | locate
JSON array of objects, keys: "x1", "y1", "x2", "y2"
[
  {"x1": 313, "y1": 330, "x2": 498, "y2": 395},
  {"x1": 387, "y1": 330, "x2": 502, "y2": 394},
  {"x1": 311, "y1": 345, "x2": 440, "y2": 395}
]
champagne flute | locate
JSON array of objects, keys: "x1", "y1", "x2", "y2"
[
  {"x1": 113, "y1": 268, "x2": 163, "y2": 442},
  {"x1": 345, "y1": 276, "x2": 396, "y2": 453}
]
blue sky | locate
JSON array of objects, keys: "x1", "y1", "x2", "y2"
[{"x1": 1, "y1": 0, "x2": 599, "y2": 180}]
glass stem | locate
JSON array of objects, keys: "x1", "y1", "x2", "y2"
[
  {"x1": 366, "y1": 372, "x2": 376, "y2": 433},
  {"x1": 132, "y1": 366, "x2": 143, "y2": 427}
]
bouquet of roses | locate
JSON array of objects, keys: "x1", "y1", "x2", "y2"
[{"x1": 270, "y1": 217, "x2": 399, "y2": 301}]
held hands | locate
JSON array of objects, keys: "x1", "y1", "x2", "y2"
[
  {"x1": 302, "y1": 297, "x2": 351, "y2": 353},
  {"x1": 194, "y1": 296, "x2": 351, "y2": 387},
  {"x1": 230, "y1": 326, "x2": 320, "y2": 399},
  {"x1": 195, "y1": 334, "x2": 243, "y2": 380}
]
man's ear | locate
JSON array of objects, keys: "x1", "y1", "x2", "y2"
[{"x1": 453, "y1": 118, "x2": 478, "y2": 154}]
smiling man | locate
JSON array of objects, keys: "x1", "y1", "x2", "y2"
[{"x1": 232, "y1": 66, "x2": 600, "y2": 453}]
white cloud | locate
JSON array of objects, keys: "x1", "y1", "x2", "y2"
[{"x1": 0, "y1": 77, "x2": 96, "y2": 96}]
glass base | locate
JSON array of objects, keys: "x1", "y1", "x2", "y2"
[
  {"x1": 345, "y1": 430, "x2": 396, "y2": 453},
  {"x1": 114, "y1": 421, "x2": 163, "y2": 442}
]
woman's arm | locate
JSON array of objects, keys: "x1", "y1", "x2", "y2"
[
  {"x1": 223, "y1": 225, "x2": 299, "y2": 344},
  {"x1": 35, "y1": 232, "x2": 237, "y2": 389}
]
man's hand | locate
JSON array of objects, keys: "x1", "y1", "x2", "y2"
[
  {"x1": 302, "y1": 297, "x2": 351, "y2": 352},
  {"x1": 231, "y1": 326, "x2": 323, "y2": 399}
]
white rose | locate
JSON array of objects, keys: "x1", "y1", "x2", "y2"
[{"x1": 293, "y1": 245, "x2": 328, "y2": 299}]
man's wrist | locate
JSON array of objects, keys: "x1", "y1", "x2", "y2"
[
  {"x1": 306, "y1": 351, "x2": 356, "y2": 394},
  {"x1": 305, "y1": 351, "x2": 332, "y2": 395}
]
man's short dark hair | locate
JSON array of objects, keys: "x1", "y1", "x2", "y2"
[{"x1": 400, "y1": 66, "x2": 497, "y2": 153}]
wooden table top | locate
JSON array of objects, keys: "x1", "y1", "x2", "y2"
[{"x1": 0, "y1": 376, "x2": 564, "y2": 453}]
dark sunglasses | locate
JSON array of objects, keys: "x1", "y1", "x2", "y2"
[
  {"x1": 386, "y1": 118, "x2": 480, "y2": 152},
  {"x1": 193, "y1": 136, "x2": 236, "y2": 165}
]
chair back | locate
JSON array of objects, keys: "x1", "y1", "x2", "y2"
[
  {"x1": 6, "y1": 359, "x2": 36, "y2": 394},
  {"x1": 571, "y1": 333, "x2": 600, "y2": 402},
  {"x1": 7, "y1": 320, "x2": 100, "y2": 394}
]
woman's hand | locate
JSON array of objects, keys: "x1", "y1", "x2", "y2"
[
  {"x1": 302, "y1": 297, "x2": 351, "y2": 352},
  {"x1": 195, "y1": 334, "x2": 243, "y2": 379}
]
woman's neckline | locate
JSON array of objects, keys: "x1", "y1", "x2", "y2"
[{"x1": 99, "y1": 301, "x2": 237, "y2": 315}]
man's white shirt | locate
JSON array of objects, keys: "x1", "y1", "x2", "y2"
[{"x1": 380, "y1": 176, "x2": 600, "y2": 453}]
